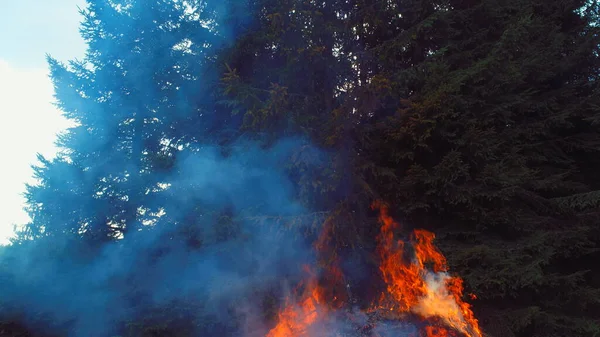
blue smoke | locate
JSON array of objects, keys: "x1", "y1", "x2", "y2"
[
  {"x1": 0, "y1": 0, "x2": 337, "y2": 335},
  {"x1": 0, "y1": 137, "x2": 327, "y2": 336}
]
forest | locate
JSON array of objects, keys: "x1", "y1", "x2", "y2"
[{"x1": 0, "y1": 0, "x2": 599, "y2": 336}]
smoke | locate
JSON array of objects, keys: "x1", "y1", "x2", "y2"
[
  {"x1": 0, "y1": 136, "x2": 329, "y2": 336},
  {"x1": 255, "y1": 300, "x2": 421, "y2": 337},
  {"x1": 371, "y1": 321, "x2": 419, "y2": 337},
  {"x1": 0, "y1": 1, "x2": 408, "y2": 336},
  {"x1": 0, "y1": 1, "x2": 342, "y2": 335}
]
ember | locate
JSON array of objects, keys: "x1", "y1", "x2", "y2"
[{"x1": 266, "y1": 201, "x2": 482, "y2": 337}]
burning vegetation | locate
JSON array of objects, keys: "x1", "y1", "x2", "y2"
[{"x1": 266, "y1": 201, "x2": 482, "y2": 337}]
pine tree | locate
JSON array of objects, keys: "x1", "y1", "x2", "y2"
[
  {"x1": 22, "y1": 0, "x2": 228, "y2": 243},
  {"x1": 5, "y1": 1, "x2": 330, "y2": 335}
]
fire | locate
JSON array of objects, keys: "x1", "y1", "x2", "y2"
[
  {"x1": 266, "y1": 266, "x2": 326, "y2": 337},
  {"x1": 372, "y1": 201, "x2": 482, "y2": 337},
  {"x1": 266, "y1": 218, "x2": 344, "y2": 337},
  {"x1": 265, "y1": 201, "x2": 482, "y2": 337},
  {"x1": 422, "y1": 326, "x2": 452, "y2": 337}
]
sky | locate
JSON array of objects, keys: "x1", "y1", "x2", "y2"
[{"x1": 0, "y1": 0, "x2": 86, "y2": 244}]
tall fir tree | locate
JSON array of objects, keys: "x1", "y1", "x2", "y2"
[
  {"x1": 22, "y1": 0, "x2": 229, "y2": 243},
  {"x1": 5, "y1": 1, "x2": 331, "y2": 335}
]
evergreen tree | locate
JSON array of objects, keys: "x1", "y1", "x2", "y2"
[
  {"x1": 8, "y1": 1, "x2": 249, "y2": 334},
  {"x1": 4, "y1": 1, "x2": 330, "y2": 335},
  {"x1": 22, "y1": 0, "x2": 229, "y2": 243}
]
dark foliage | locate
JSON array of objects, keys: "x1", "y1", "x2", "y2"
[{"x1": 222, "y1": 0, "x2": 600, "y2": 336}]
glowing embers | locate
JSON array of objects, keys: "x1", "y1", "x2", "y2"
[{"x1": 266, "y1": 201, "x2": 482, "y2": 337}]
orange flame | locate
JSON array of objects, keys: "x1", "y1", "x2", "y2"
[
  {"x1": 266, "y1": 266, "x2": 326, "y2": 337},
  {"x1": 423, "y1": 326, "x2": 452, "y2": 337},
  {"x1": 266, "y1": 218, "x2": 343, "y2": 337},
  {"x1": 372, "y1": 201, "x2": 482, "y2": 337},
  {"x1": 266, "y1": 201, "x2": 482, "y2": 337}
]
